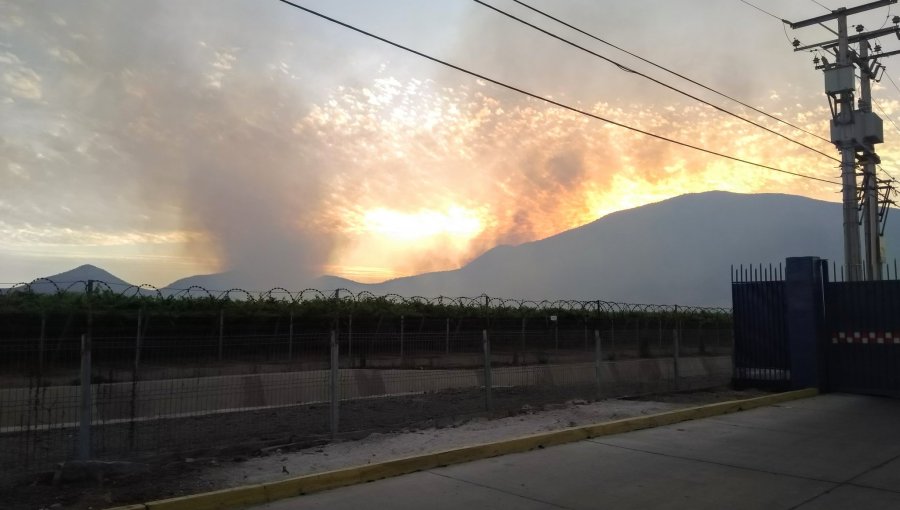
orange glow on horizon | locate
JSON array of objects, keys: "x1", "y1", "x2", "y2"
[{"x1": 306, "y1": 76, "x2": 854, "y2": 283}]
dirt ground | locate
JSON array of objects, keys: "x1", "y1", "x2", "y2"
[
  {"x1": 4, "y1": 385, "x2": 768, "y2": 510},
  {"x1": 3, "y1": 372, "x2": 713, "y2": 481}
]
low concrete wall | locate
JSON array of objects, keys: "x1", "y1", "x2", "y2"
[{"x1": 0, "y1": 356, "x2": 732, "y2": 430}]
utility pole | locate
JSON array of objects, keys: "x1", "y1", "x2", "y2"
[
  {"x1": 859, "y1": 39, "x2": 882, "y2": 279},
  {"x1": 787, "y1": 0, "x2": 898, "y2": 280}
]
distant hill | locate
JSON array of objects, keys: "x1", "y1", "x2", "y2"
[
  {"x1": 16, "y1": 264, "x2": 134, "y2": 294},
  {"x1": 163, "y1": 271, "x2": 245, "y2": 294}
]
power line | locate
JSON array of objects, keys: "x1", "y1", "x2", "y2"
[
  {"x1": 509, "y1": 0, "x2": 834, "y2": 148},
  {"x1": 873, "y1": 96, "x2": 900, "y2": 138},
  {"x1": 274, "y1": 0, "x2": 840, "y2": 186},
  {"x1": 474, "y1": 0, "x2": 840, "y2": 164},
  {"x1": 740, "y1": 0, "x2": 786, "y2": 21},
  {"x1": 872, "y1": 93, "x2": 900, "y2": 182},
  {"x1": 810, "y1": 0, "x2": 832, "y2": 12},
  {"x1": 880, "y1": 3, "x2": 894, "y2": 28},
  {"x1": 798, "y1": 0, "x2": 900, "y2": 186},
  {"x1": 885, "y1": 71, "x2": 900, "y2": 102}
]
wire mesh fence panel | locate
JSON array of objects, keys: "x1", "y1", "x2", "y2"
[
  {"x1": 0, "y1": 286, "x2": 733, "y2": 485},
  {"x1": 0, "y1": 309, "x2": 84, "y2": 480}
]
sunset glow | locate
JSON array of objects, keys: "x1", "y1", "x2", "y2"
[
  {"x1": 357, "y1": 207, "x2": 484, "y2": 242},
  {"x1": 3, "y1": 1, "x2": 900, "y2": 287}
]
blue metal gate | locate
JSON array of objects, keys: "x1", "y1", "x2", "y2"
[
  {"x1": 824, "y1": 280, "x2": 900, "y2": 397},
  {"x1": 731, "y1": 265, "x2": 790, "y2": 390},
  {"x1": 732, "y1": 259, "x2": 900, "y2": 396}
]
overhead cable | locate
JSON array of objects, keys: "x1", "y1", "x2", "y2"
[
  {"x1": 274, "y1": 0, "x2": 841, "y2": 186},
  {"x1": 484, "y1": 0, "x2": 837, "y2": 160}
]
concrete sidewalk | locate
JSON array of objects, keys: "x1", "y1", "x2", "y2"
[{"x1": 255, "y1": 394, "x2": 900, "y2": 509}]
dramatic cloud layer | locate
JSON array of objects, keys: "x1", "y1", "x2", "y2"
[{"x1": 2, "y1": 0, "x2": 900, "y2": 287}]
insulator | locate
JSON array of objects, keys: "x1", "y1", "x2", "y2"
[
  {"x1": 894, "y1": 15, "x2": 900, "y2": 24},
  {"x1": 856, "y1": 24, "x2": 865, "y2": 33},
  {"x1": 792, "y1": 38, "x2": 801, "y2": 48}
]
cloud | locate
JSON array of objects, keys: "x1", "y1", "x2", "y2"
[
  {"x1": 2, "y1": 64, "x2": 42, "y2": 100},
  {"x1": 0, "y1": 0, "x2": 868, "y2": 287}
]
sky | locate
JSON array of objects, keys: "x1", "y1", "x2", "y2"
[{"x1": 3, "y1": 0, "x2": 900, "y2": 289}]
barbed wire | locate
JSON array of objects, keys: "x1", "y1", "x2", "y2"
[{"x1": 0, "y1": 278, "x2": 731, "y2": 314}]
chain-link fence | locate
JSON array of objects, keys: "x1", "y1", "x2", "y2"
[{"x1": 0, "y1": 282, "x2": 733, "y2": 485}]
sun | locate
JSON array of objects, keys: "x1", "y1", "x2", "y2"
[
  {"x1": 360, "y1": 206, "x2": 484, "y2": 242},
  {"x1": 327, "y1": 205, "x2": 487, "y2": 282}
]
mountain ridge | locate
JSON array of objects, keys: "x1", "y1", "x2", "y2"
[{"x1": 12, "y1": 191, "x2": 895, "y2": 306}]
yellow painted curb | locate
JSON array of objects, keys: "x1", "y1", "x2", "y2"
[
  {"x1": 108, "y1": 388, "x2": 818, "y2": 510},
  {"x1": 144, "y1": 484, "x2": 268, "y2": 510}
]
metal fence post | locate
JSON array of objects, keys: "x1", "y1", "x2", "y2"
[
  {"x1": 658, "y1": 315, "x2": 663, "y2": 355},
  {"x1": 135, "y1": 308, "x2": 143, "y2": 370},
  {"x1": 400, "y1": 315, "x2": 405, "y2": 362},
  {"x1": 715, "y1": 314, "x2": 722, "y2": 354},
  {"x1": 79, "y1": 332, "x2": 92, "y2": 461},
  {"x1": 673, "y1": 321, "x2": 681, "y2": 391},
  {"x1": 520, "y1": 316, "x2": 526, "y2": 354},
  {"x1": 583, "y1": 318, "x2": 588, "y2": 352},
  {"x1": 330, "y1": 330, "x2": 339, "y2": 440},
  {"x1": 129, "y1": 308, "x2": 143, "y2": 449},
  {"x1": 288, "y1": 311, "x2": 294, "y2": 360},
  {"x1": 348, "y1": 314, "x2": 353, "y2": 362},
  {"x1": 483, "y1": 330, "x2": 492, "y2": 413},
  {"x1": 79, "y1": 281, "x2": 94, "y2": 461},
  {"x1": 553, "y1": 317, "x2": 559, "y2": 351},
  {"x1": 636, "y1": 315, "x2": 644, "y2": 357},
  {"x1": 218, "y1": 309, "x2": 224, "y2": 362},
  {"x1": 445, "y1": 317, "x2": 450, "y2": 354},
  {"x1": 610, "y1": 317, "x2": 616, "y2": 360},
  {"x1": 38, "y1": 310, "x2": 46, "y2": 374},
  {"x1": 594, "y1": 329, "x2": 602, "y2": 398}
]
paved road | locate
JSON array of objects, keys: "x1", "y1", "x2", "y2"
[{"x1": 255, "y1": 393, "x2": 900, "y2": 509}]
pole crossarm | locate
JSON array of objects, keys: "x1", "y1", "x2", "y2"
[
  {"x1": 794, "y1": 26, "x2": 900, "y2": 52},
  {"x1": 861, "y1": 48, "x2": 900, "y2": 59},
  {"x1": 784, "y1": 1, "x2": 900, "y2": 281},
  {"x1": 787, "y1": 0, "x2": 896, "y2": 29}
]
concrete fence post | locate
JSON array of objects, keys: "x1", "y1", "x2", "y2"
[
  {"x1": 785, "y1": 256, "x2": 827, "y2": 390},
  {"x1": 348, "y1": 314, "x2": 353, "y2": 362},
  {"x1": 445, "y1": 317, "x2": 450, "y2": 354},
  {"x1": 483, "y1": 330, "x2": 492, "y2": 413},
  {"x1": 594, "y1": 329, "x2": 602, "y2": 399},
  {"x1": 330, "y1": 330, "x2": 339, "y2": 440}
]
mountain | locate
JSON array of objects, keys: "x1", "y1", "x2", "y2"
[
  {"x1": 17, "y1": 264, "x2": 135, "y2": 294},
  {"x1": 357, "y1": 191, "x2": 899, "y2": 306},
  {"x1": 163, "y1": 271, "x2": 244, "y2": 293},
  {"x1": 20, "y1": 192, "x2": 896, "y2": 306},
  {"x1": 159, "y1": 272, "x2": 356, "y2": 296}
]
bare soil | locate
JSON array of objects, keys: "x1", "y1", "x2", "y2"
[{"x1": 3, "y1": 385, "x2": 770, "y2": 510}]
